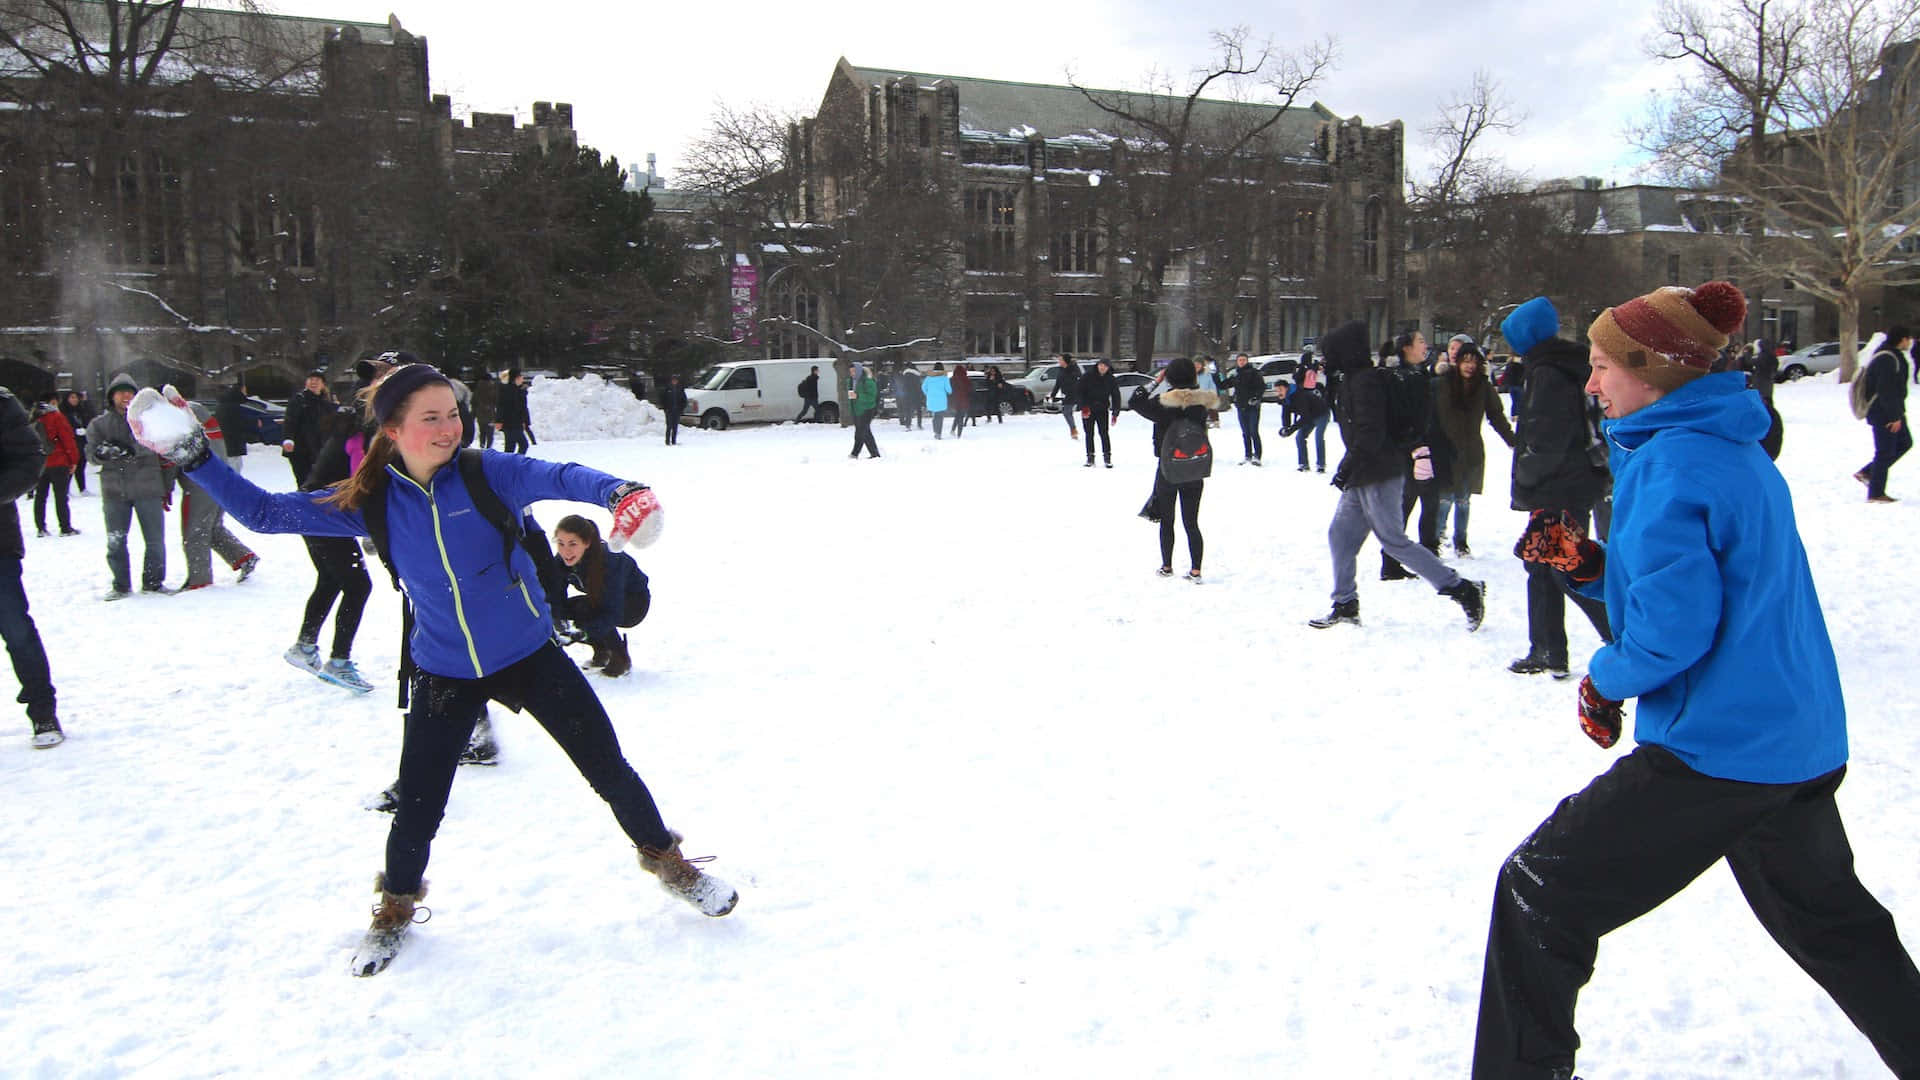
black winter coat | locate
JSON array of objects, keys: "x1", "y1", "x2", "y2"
[
  {"x1": 496, "y1": 383, "x2": 531, "y2": 428},
  {"x1": 1080, "y1": 369, "x2": 1121, "y2": 416},
  {"x1": 282, "y1": 389, "x2": 333, "y2": 459},
  {"x1": 216, "y1": 386, "x2": 252, "y2": 458},
  {"x1": 1054, "y1": 363, "x2": 1081, "y2": 406},
  {"x1": 1229, "y1": 366, "x2": 1267, "y2": 407},
  {"x1": 0, "y1": 390, "x2": 44, "y2": 559},
  {"x1": 1864, "y1": 348, "x2": 1910, "y2": 426},
  {"x1": 1331, "y1": 366, "x2": 1401, "y2": 489},
  {"x1": 1131, "y1": 385, "x2": 1219, "y2": 460},
  {"x1": 662, "y1": 385, "x2": 689, "y2": 415},
  {"x1": 1510, "y1": 338, "x2": 1608, "y2": 511}
]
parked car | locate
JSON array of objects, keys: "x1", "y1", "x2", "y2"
[
  {"x1": 194, "y1": 395, "x2": 284, "y2": 445},
  {"x1": 1014, "y1": 361, "x2": 1104, "y2": 411},
  {"x1": 1776, "y1": 341, "x2": 1841, "y2": 381},
  {"x1": 966, "y1": 372, "x2": 1031, "y2": 417}
]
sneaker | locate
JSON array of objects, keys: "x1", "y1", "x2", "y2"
[
  {"x1": 1308, "y1": 599, "x2": 1361, "y2": 629},
  {"x1": 1156, "y1": 566, "x2": 1174, "y2": 577},
  {"x1": 317, "y1": 658, "x2": 375, "y2": 694},
  {"x1": 141, "y1": 584, "x2": 176, "y2": 596},
  {"x1": 1239, "y1": 458, "x2": 1251, "y2": 466},
  {"x1": 1507, "y1": 653, "x2": 1568, "y2": 676},
  {"x1": 1085, "y1": 458, "x2": 1094, "y2": 467},
  {"x1": 1297, "y1": 463, "x2": 1310, "y2": 472},
  {"x1": 363, "y1": 784, "x2": 400, "y2": 813},
  {"x1": 31, "y1": 716, "x2": 64, "y2": 749},
  {"x1": 179, "y1": 581, "x2": 213, "y2": 592},
  {"x1": 1442, "y1": 579, "x2": 1487, "y2": 632},
  {"x1": 1103, "y1": 459, "x2": 1112, "y2": 468},
  {"x1": 234, "y1": 554, "x2": 261, "y2": 582},
  {"x1": 1316, "y1": 465, "x2": 1326, "y2": 473},
  {"x1": 104, "y1": 588, "x2": 131, "y2": 602},
  {"x1": 59, "y1": 527, "x2": 80, "y2": 536},
  {"x1": 1251, "y1": 459, "x2": 1262, "y2": 467},
  {"x1": 1186, "y1": 569, "x2": 1203, "y2": 584},
  {"x1": 34, "y1": 528, "x2": 47, "y2": 538},
  {"x1": 284, "y1": 642, "x2": 321, "y2": 672},
  {"x1": 1868, "y1": 494, "x2": 1898, "y2": 503},
  {"x1": 1454, "y1": 543, "x2": 1472, "y2": 558}
]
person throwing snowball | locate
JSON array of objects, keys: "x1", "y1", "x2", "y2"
[{"x1": 125, "y1": 363, "x2": 736, "y2": 978}]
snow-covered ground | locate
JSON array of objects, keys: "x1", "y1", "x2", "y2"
[{"x1": 4, "y1": 379, "x2": 1915, "y2": 1078}]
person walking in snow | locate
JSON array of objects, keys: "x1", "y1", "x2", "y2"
[
  {"x1": 87, "y1": 372, "x2": 174, "y2": 599},
  {"x1": 892, "y1": 364, "x2": 924, "y2": 430},
  {"x1": 983, "y1": 365, "x2": 1010, "y2": 424},
  {"x1": 1282, "y1": 352, "x2": 1332, "y2": 473},
  {"x1": 496, "y1": 368, "x2": 532, "y2": 454},
  {"x1": 175, "y1": 400, "x2": 261, "y2": 591},
  {"x1": 950, "y1": 361, "x2": 973, "y2": 436},
  {"x1": 280, "y1": 369, "x2": 333, "y2": 484},
  {"x1": 60, "y1": 390, "x2": 92, "y2": 495},
  {"x1": 1051, "y1": 353, "x2": 1081, "y2": 439},
  {"x1": 1130, "y1": 358, "x2": 1216, "y2": 580},
  {"x1": 922, "y1": 362, "x2": 954, "y2": 439},
  {"x1": 1502, "y1": 296, "x2": 1613, "y2": 679},
  {"x1": 662, "y1": 374, "x2": 687, "y2": 444},
  {"x1": 1431, "y1": 344, "x2": 1514, "y2": 557},
  {"x1": 1229, "y1": 352, "x2": 1265, "y2": 465},
  {"x1": 1473, "y1": 281, "x2": 1920, "y2": 1080},
  {"x1": 796, "y1": 365, "x2": 821, "y2": 423},
  {"x1": 1079, "y1": 358, "x2": 1122, "y2": 467},
  {"x1": 1381, "y1": 333, "x2": 1448, "y2": 580},
  {"x1": 281, "y1": 402, "x2": 376, "y2": 694},
  {"x1": 125, "y1": 362, "x2": 737, "y2": 977},
  {"x1": 1, "y1": 387, "x2": 63, "y2": 748},
  {"x1": 849, "y1": 362, "x2": 881, "y2": 459},
  {"x1": 1305, "y1": 320, "x2": 1485, "y2": 631},
  {"x1": 551, "y1": 514, "x2": 650, "y2": 679},
  {"x1": 1854, "y1": 326, "x2": 1910, "y2": 503},
  {"x1": 31, "y1": 392, "x2": 80, "y2": 538}
]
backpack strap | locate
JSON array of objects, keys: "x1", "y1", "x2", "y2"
[{"x1": 456, "y1": 448, "x2": 526, "y2": 585}]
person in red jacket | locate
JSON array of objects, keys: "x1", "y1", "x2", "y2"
[
  {"x1": 31, "y1": 392, "x2": 80, "y2": 538},
  {"x1": 950, "y1": 362, "x2": 973, "y2": 436}
]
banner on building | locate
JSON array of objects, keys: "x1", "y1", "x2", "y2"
[{"x1": 730, "y1": 258, "x2": 759, "y2": 346}]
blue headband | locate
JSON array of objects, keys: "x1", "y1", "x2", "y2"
[{"x1": 371, "y1": 363, "x2": 453, "y2": 425}]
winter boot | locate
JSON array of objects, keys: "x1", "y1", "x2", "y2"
[
  {"x1": 459, "y1": 709, "x2": 498, "y2": 766},
  {"x1": 234, "y1": 553, "x2": 261, "y2": 582},
  {"x1": 637, "y1": 832, "x2": 738, "y2": 917},
  {"x1": 1442, "y1": 579, "x2": 1487, "y2": 632},
  {"x1": 600, "y1": 634, "x2": 632, "y2": 678},
  {"x1": 1509, "y1": 653, "x2": 1571, "y2": 679},
  {"x1": 585, "y1": 636, "x2": 613, "y2": 669},
  {"x1": 351, "y1": 874, "x2": 429, "y2": 977},
  {"x1": 31, "y1": 715, "x2": 64, "y2": 749},
  {"x1": 1308, "y1": 599, "x2": 1360, "y2": 629}
]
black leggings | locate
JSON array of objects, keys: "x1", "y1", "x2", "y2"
[
  {"x1": 385, "y1": 642, "x2": 673, "y2": 893},
  {"x1": 1155, "y1": 477, "x2": 1204, "y2": 570},
  {"x1": 300, "y1": 536, "x2": 371, "y2": 660}
]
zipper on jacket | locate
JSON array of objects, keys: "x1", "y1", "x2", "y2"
[{"x1": 392, "y1": 468, "x2": 486, "y2": 677}]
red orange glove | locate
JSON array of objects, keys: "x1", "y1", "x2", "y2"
[
  {"x1": 606, "y1": 481, "x2": 662, "y2": 552},
  {"x1": 1514, "y1": 510, "x2": 1605, "y2": 582},
  {"x1": 1576, "y1": 675, "x2": 1623, "y2": 749}
]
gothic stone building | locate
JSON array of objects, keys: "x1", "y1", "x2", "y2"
[
  {"x1": 0, "y1": 5, "x2": 574, "y2": 397},
  {"x1": 752, "y1": 59, "x2": 1405, "y2": 370}
]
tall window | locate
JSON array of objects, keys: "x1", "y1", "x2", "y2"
[
  {"x1": 1277, "y1": 208, "x2": 1316, "y2": 277},
  {"x1": 965, "y1": 186, "x2": 1017, "y2": 272},
  {"x1": 115, "y1": 151, "x2": 186, "y2": 266},
  {"x1": 234, "y1": 188, "x2": 318, "y2": 269},
  {"x1": 965, "y1": 310, "x2": 1023, "y2": 355},
  {"x1": 1, "y1": 139, "x2": 37, "y2": 267},
  {"x1": 1362, "y1": 197, "x2": 1385, "y2": 279},
  {"x1": 768, "y1": 282, "x2": 821, "y2": 359},
  {"x1": 1050, "y1": 199, "x2": 1099, "y2": 273},
  {"x1": 1054, "y1": 312, "x2": 1105, "y2": 356}
]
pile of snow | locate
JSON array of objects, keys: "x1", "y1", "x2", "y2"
[{"x1": 527, "y1": 374, "x2": 663, "y2": 442}]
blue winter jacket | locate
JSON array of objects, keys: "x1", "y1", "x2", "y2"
[
  {"x1": 922, "y1": 374, "x2": 952, "y2": 412},
  {"x1": 569, "y1": 547, "x2": 649, "y2": 640},
  {"x1": 1574, "y1": 373, "x2": 1846, "y2": 783},
  {"x1": 186, "y1": 451, "x2": 626, "y2": 680}
]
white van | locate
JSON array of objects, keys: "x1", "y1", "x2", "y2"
[{"x1": 682, "y1": 359, "x2": 837, "y2": 429}]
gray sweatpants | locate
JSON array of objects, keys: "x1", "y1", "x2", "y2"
[
  {"x1": 1328, "y1": 473, "x2": 1461, "y2": 604},
  {"x1": 180, "y1": 482, "x2": 255, "y2": 587}
]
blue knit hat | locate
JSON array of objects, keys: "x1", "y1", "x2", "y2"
[{"x1": 1501, "y1": 297, "x2": 1560, "y2": 357}]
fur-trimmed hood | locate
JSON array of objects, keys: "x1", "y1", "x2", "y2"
[{"x1": 1158, "y1": 388, "x2": 1219, "y2": 409}]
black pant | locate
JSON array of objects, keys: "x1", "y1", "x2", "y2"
[
  {"x1": 1235, "y1": 403, "x2": 1262, "y2": 460},
  {"x1": 34, "y1": 466, "x2": 71, "y2": 533},
  {"x1": 501, "y1": 425, "x2": 530, "y2": 454},
  {"x1": 1524, "y1": 505, "x2": 1612, "y2": 663},
  {"x1": 562, "y1": 592, "x2": 649, "y2": 638},
  {"x1": 1154, "y1": 476, "x2": 1204, "y2": 570},
  {"x1": 70, "y1": 439, "x2": 86, "y2": 491},
  {"x1": 1473, "y1": 746, "x2": 1920, "y2": 1079},
  {"x1": 797, "y1": 398, "x2": 817, "y2": 422},
  {"x1": 1384, "y1": 472, "x2": 1441, "y2": 574},
  {"x1": 478, "y1": 421, "x2": 494, "y2": 449},
  {"x1": 1083, "y1": 410, "x2": 1111, "y2": 462},
  {"x1": 385, "y1": 643, "x2": 673, "y2": 893},
  {"x1": 0, "y1": 556, "x2": 55, "y2": 723},
  {"x1": 299, "y1": 536, "x2": 372, "y2": 660},
  {"x1": 664, "y1": 413, "x2": 681, "y2": 444},
  {"x1": 1864, "y1": 420, "x2": 1912, "y2": 498},
  {"x1": 850, "y1": 411, "x2": 880, "y2": 457}
]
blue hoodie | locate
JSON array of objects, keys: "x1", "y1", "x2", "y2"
[
  {"x1": 1574, "y1": 373, "x2": 1846, "y2": 783},
  {"x1": 186, "y1": 450, "x2": 625, "y2": 680}
]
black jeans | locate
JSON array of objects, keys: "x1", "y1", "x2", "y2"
[
  {"x1": 1154, "y1": 476, "x2": 1204, "y2": 570},
  {"x1": 501, "y1": 425, "x2": 530, "y2": 454},
  {"x1": 299, "y1": 536, "x2": 371, "y2": 660},
  {"x1": 664, "y1": 413, "x2": 681, "y2": 444},
  {"x1": 1083, "y1": 410, "x2": 1111, "y2": 462},
  {"x1": 1473, "y1": 746, "x2": 1920, "y2": 1080},
  {"x1": 1864, "y1": 420, "x2": 1912, "y2": 498},
  {"x1": 0, "y1": 556, "x2": 55, "y2": 723},
  {"x1": 1235, "y1": 404, "x2": 1262, "y2": 460},
  {"x1": 33, "y1": 466, "x2": 71, "y2": 533},
  {"x1": 384, "y1": 643, "x2": 673, "y2": 893},
  {"x1": 850, "y1": 411, "x2": 879, "y2": 457},
  {"x1": 1524, "y1": 505, "x2": 1612, "y2": 663}
]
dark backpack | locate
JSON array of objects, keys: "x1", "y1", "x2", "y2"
[
  {"x1": 1381, "y1": 366, "x2": 1431, "y2": 451},
  {"x1": 361, "y1": 447, "x2": 550, "y2": 706},
  {"x1": 1159, "y1": 412, "x2": 1213, "y2": 483}
]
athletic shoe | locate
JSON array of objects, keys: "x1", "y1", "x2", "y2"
[
  {"x1": 31, "y1": 717, "x2": 64, "y2": 749},
  {"x1": 284, "y1": 642, "x2": 321, "y2": 672},
  {"x1": 318, "y1": 659, "x2": 375, "y2": 694},
  {"x1": 1156, "y1": 566, "x2": 1173, "y2": 577},
  {"x1": 235, "y1": 554, "x2": 261, "y2": 582},
  {"x1": 1307, "y1": 599, "x2": 1360, "y2": 629}
]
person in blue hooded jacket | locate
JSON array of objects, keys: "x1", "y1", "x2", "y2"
[
  {"x1": 1472, "y1": 282, "x2": 1920, "y2": 1080},
  {"x1": 125, "y1": 364, "x2": 737, "y2": 978}
]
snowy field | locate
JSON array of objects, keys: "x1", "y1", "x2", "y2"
[{"x1": 3, "y1": 377, "x2": 1916, "y2": 1079}]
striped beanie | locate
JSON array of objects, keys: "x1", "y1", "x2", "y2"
[{"x1": 1587, "y1": 282, "x2": 1748, "y2": 391}]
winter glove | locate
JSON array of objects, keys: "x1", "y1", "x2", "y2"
[
  {"x1": 1514, "y1": 510, "x2": 1605, "y2": 582},
  {"x1": 127, "y1": 386, "x2": 212, "y2": 470},
  {"x1": 1411, "y1": 447, "x2": 1434, "y2": 482},
  {"x1": 1576, "y1": 675, "x2": 1624, "y2": 749},
  {"x1": 606, "y1": 480, "x2": 663, "y2": 552},
  {"x1": 1110, "y1": 411, "x2": 1120, "y2": 424},
  {"x1": 1079, "y1": 407, "x2": 1091, "y2": 419},
  {"x1": 94, "y1": 440, "x2": 136, "y2": 461}
]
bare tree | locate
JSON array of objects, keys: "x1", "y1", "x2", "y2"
[
  {"x1": 1070, "y1": 26, "x2": 1336, "y2": 364},
  {"x1": 1634, "y1": 0, "x2": 1812, "y2": 186},
  {"x1": 1409, "y1": 69, "x2": 1525, "y2": 218}
]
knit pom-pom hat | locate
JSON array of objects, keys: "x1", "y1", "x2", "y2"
[{"x1": 1588, "y1": 281, "x2": 1748, "y2": 391}]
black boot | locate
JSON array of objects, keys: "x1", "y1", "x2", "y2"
[
  {"x1": 586, "y1": 636, "x2": 612, "y2": 669},
  {"x1": 600, "y1": 634, "x2": 631, "y2": 678},
  {"x1": 1441, "y1": 579, "x2": 1486, "y2": 632},
  {"x1": 1308, "y1": 599, "x2": 1360, "y2": 629}
]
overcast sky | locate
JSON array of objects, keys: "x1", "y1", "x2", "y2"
[{"x1": 303, "y1": 0, "x2": 1680, "y2": 189}]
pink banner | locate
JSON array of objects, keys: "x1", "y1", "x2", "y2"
[{"x1": 730, "y1": 262, "x2": 759, "y2": 346}]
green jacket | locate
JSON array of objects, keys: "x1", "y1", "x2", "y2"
[{"x1": 854, "y1": 375, "x2": 878, "y2": 416}]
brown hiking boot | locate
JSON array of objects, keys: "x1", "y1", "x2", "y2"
[
  {"x1": 638, "y1": 832, "x2": 738, "y2": 917},
  {"x1": 351, "y1": 874, "x2": 429, "y2": 977},
  {"x1": 600, "y1": 634, "x2": 631, "y2": 678},
  {"x1": 586, "y1": 637, "x2": 611, "y2": 668}
]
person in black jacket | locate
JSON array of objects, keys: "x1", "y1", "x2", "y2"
[
  {"x1": 283, "y1": 403, "x2": 376, "y2": 693},
  {"x1": 552, "y1": 514, "x2": 651, "y2": 678},
  {"x1": 280, "y1": 370, "x2": 333, "y2": 484},
  {"x1": 1307, "y1": 319, "x2": 1485, "y2": 631},
  {"x1": 1229, "y1": 352, "x2": 1265, "y2": 464},
  {"x1": 796, "y1": 366, "x2": 821, "y2": 423},
  {"x1": 1857, "y1": 327, "x2": 1912, "y2": 502},
  {"x1": 1502, "y1": 296, "x2": 1614, "y2": 676},
  {"x1": 1051, "y1": 354, "x2": 1081, "y2": 438},
  {"x1": 1079, "y1": 358, "x2": 1121, "y2": 467},
  {"x1": 215, "y1": 383, "x2": 253, "y2": 474},
  {"x1": 0, "y1": 388, "x2": 62, "y2": 747},
  {"x1": 662, "y1": 374, "x2": 688, "y2": 445},
  {"x1": 496, "y1": 368, "x2": 531, "y2": 454},
  {"x1": 1382, "y1": 333, "x2": 1449, "y2": 579},
  {"x1": 1131, "y1": 358, "x2": 1217, "y2": 579}
]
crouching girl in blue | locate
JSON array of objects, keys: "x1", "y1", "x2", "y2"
[
  {"x1": 156, "y1": 364, "x2": 735, "y2": 972},
  {"x1": 552, "y1": 514, "x2": 650, "y2": 678}
]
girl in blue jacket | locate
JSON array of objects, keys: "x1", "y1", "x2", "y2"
[
  {"x1": 1474, "y1": 283, "x2": 1920, "y2": 1079},
  {"x1": 127, "y1": 364, "x2": 736, "y2": 978},
  {"x1": 552, "y1": 514, "x2": 650, "y2": 678}
]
